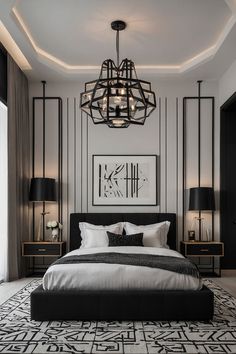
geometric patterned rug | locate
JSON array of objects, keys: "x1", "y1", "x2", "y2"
[{"x1": 0, "y1": 279, "x2": 236, "y2": 354}]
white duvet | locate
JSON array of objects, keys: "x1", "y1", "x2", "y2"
[{"x1": 43, "y1": 246, "x2": 202, "y2": 291}]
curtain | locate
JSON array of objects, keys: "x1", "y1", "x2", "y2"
[
  {"x1": 0, "y1": 102, "x2": 8, "y2": 282},
  {"x1": 7, "y1": 54, "x2": 30, "y2": 281}
]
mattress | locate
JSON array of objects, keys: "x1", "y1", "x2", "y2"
[{"x1": 43, "y1": 246, "x2": 202, "y2": 291}]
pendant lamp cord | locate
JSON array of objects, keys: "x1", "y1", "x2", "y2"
[{"x1": 116, "y1": 29, "x2": 119, "y2": 67}]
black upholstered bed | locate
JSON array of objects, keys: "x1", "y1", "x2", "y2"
[{"x1": 31, "y1": 213, "x2": 214, "y2": 321}]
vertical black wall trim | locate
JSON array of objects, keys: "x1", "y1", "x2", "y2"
[
  {"x1": 176, "y1": 97, "x2": 179, "y2": 216},
  {"x1": 86, "y1": 116, "x2": 89, "y2": 213},
  {"x1": 66, "y1": 98, "x2": 69, "y2": 243},
  {"x1": 58, "y1": 98, "x2": 63, "y2": 240},
  {"x1": 159, "y1": 97, "x2": 161, "y2": 210},
  {"x1": 74, "y1": 98, "x2": 76, "y2": 212},
  {"x1": 42, "y1": 82, "x2": 46, "y2": 177},
  {"x1": 42, "y1": 82, "x2": 46, "y2": 240},
  {"x1": 182, "y1": 98, "x2": 186, "y2": 241},
  {"x1": 32, "y1": 98, "x2": 35, "y2": 241},
  {"x1": 32, "y1": 98, "x2": 36, "y2": 270},
  {"x1": 212, "y1": 98, "x2": 215, "y2": 241},
  {"x1": 80, "y1": 111, "x2": 83, "y2": 212},
  {"x1": 165, "y1": 97, "x2": 167, "y2": 213}
]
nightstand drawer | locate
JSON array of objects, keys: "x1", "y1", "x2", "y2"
[
  {"x1": 23, "y1": 243, "x2": 63, "y2": 256},
  {"x1": 180, "y1": 241, "x2": 224, "y2": 277},
  {"x1": 185, "y1": 243, "x2": 223, "y2": 256}
]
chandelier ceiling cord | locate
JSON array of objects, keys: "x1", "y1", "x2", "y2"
[{"x1": 80, "y1": 20, "x2": 156, "y2": 128}]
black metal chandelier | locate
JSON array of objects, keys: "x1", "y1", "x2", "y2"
[{"x1": 80, "y1": 20, "x2": 156, "y2": 128}]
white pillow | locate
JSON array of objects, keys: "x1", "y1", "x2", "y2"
[
  {"x1": 79, "y1": 222, "x2": 123, "y2": 249},
  {"x1": 124, "y1": 221, "x2": 170, "y2": 248}
]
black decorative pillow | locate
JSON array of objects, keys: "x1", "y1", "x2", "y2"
[{"x1": 107, "y1": 231, "x2": 144, "y2": 247}]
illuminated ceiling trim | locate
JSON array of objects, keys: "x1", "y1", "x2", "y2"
[
  {"x1": 0, "y1": 19, "x2": 31, "y2": 70},
  {"x1": 11, "y1": 1, "x2": 236, "y2": 74}
]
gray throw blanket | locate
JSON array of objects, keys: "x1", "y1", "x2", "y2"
[{"x1": 52, "y1": 253, "x2": 199, "y2": 278}]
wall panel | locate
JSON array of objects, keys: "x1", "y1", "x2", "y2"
[{"x1": 29, "y1": 80, "x2": 219, "y2": 249}]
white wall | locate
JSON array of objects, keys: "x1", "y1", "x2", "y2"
[
  {"x1": 29, "y1": 79, "x2": 219, "y2": 249},
  {"x1": 219, "y1": 58, "x2": 236, "y2": 106}
]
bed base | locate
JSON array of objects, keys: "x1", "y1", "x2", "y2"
[{"x1": 31, "y1": 285, "x2": 214, "y2": 321}]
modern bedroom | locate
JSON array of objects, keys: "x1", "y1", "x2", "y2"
[{"x1": 0, "y1": 1, "x2": 236, "y2": 353}]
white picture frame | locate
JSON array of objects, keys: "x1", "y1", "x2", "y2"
[{"x1": 92, "y1": 155, "x2": 158, "y2": 206}]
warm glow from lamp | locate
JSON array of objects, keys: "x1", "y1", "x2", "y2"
[{"x1": 112, "y1": 119, "x2": 126, "y2": 127}]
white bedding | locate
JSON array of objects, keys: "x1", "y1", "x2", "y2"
[{"x1": 43, "y1": 246, "x2": 202, "y2": 291}]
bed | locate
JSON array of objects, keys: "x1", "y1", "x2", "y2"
[{"x1": 31, "y1": 213, "x2": 214, "y2": 321}]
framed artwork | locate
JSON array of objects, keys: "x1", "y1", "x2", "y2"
[{"x1": 92, "y1": 155, "x2": 158, "y2": 206}]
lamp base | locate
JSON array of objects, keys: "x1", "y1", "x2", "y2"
[
  {"x1": 195, "y1": 217, "x2": 204, "y2": 242},
  {"x1": 36, "y1": 211, "x2": 50, "y2": 242}
]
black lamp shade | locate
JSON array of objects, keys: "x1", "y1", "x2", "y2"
[
  {"x1": 29, "y1": 178, "x2": 56, "y2": 202},
  {"x1": 189, "y1": 187, "x2": 215, "y2": 211}
]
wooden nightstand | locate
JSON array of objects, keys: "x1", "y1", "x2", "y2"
[
  {"x1": 22, "y1": 242, "x2": 66, "y2": 275},
  {"x1": 180, "y1": 241, "x2": 224, "y2": 277}
]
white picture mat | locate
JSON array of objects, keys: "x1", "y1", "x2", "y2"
[{"x1": 93, "y1": 155, "x2": 157, "y2": 205}]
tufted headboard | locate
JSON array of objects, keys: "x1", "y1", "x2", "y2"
[{"x1": 70, "y1": 213, "x2": 176, "y2": 251}]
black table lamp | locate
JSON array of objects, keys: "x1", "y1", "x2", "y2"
[
  {"x1": 29, "y1": 177, "x2": 56, "y2": 241},
  {"x1": 189, "y1": 187, "x2": 215, "y2": 241}
]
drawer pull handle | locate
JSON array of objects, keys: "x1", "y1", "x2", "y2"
[
  {"x1": 38, "y1": 248, "x2": 46, "y2": 252},
  {"x1": 200, "y1": 249, "x2": 209, "y2": 252}
]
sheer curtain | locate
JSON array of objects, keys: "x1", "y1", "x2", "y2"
[
  {"x1": 0, "y1": 101, "x2": 8, "y2": 282},
  {"x1": 7, "y1": 54, "x2": 30, "y2": 280}
]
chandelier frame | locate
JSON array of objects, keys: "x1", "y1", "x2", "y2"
[{"x1": 80, "y1": 20, "x2": 156, "y2": 128}]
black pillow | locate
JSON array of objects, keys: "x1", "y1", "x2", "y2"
[{"x1": 107, "y1": 231, "x2": 144, "y2": 247}]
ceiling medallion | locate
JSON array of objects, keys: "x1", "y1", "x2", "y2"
[{"x1": 80, "y1": 20, "x2": 156, "y2": 128}]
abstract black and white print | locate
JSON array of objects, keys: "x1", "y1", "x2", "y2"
[
  {"x1": 0, "y1": 279, "x2": 236, "y2": 353},
  {"x1": 93, "y1": 155, "x2": 158, "y2": 205},
  {"x1": 98, "y1": 162, "x2": 149, "y2": 198}
]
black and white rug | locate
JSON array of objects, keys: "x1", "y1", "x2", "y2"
[{"x1": 0, "y1": 279, "x2": 236, "y2": 353}]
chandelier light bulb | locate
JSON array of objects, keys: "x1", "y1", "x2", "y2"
[{"x1": 112, "y1": 119, "x2": 126, "y2": 127}]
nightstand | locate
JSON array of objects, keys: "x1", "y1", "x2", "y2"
[
  {"x1": 22, "y1": 242, "x2": 66, "y2": 275},
  {"x1": 180, "y1": 241, "x2": 224, "y2": 277}
]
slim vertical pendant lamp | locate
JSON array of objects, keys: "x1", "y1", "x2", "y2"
[
  {"x1": 29, "y1": 81, "x2": 56, "y2": 241},
  {"x1": 183, "y1": 81, "x2": 215, "y2": 241},
  {"x1": 80, "y1": 20, "x2": 156, "y2": 128},
  {"x1": 184, "y1": 80, "x2": 215, "y2": 241},
  {"x1": 197, "y1": 80, "x2": 203, "y2": 241}
]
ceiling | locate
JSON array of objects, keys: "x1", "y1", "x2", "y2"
[{"x1": 0, "y1": 0, "x2": 236, "y2": 81}]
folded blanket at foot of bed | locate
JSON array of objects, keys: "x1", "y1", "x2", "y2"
[{"x1": 52, "y1": 252, "x2": 199, "y2": 278}]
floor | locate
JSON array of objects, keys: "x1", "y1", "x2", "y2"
[
  {"x1": 0, "y1": 277, "x2": 34, "y2": 305},
  {"x1": 213, "y1": 270, "x2": 236, "y2": 297},
  {"x1": 0, "y1": 271, "x2": 236, "y2": 305}
]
